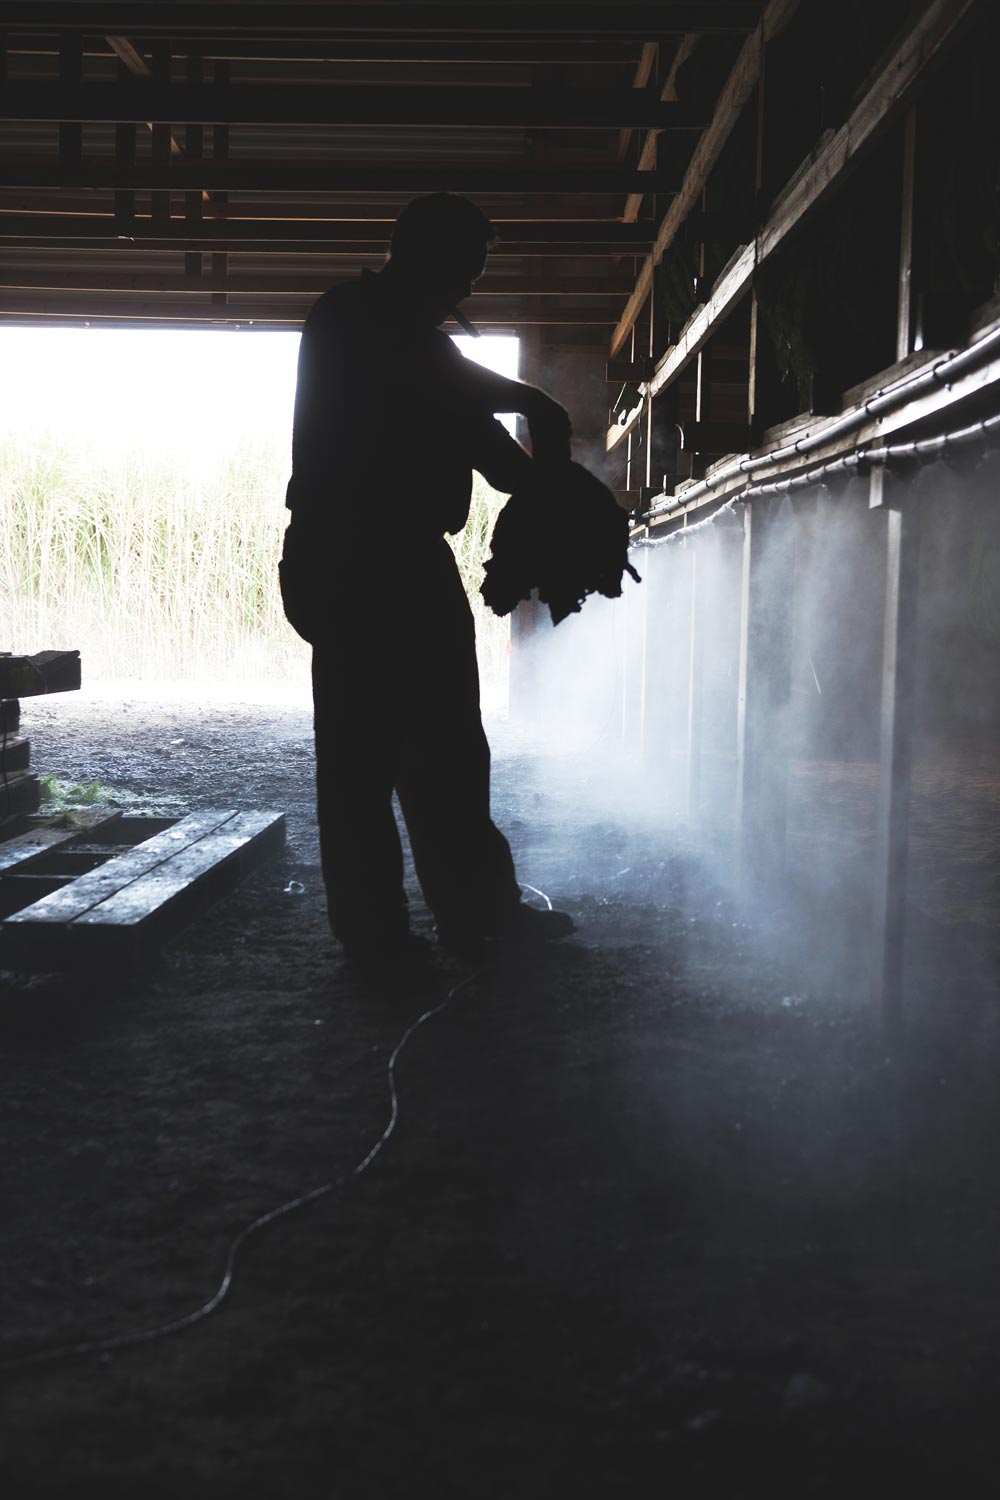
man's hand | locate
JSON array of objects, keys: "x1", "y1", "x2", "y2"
[{"x1": 524, "y1": 390, "x2": 572, "y2": 466}]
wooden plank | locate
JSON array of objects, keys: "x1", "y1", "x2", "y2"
[
  {"x1": 0, "y1": 823, "x2": 87, "y2": 873},
  {"x1": 0, "y1": 81, "x2": 707, "y2": 131},
  {"x1": 609, "y1": 0, "x2": 975, "y2": 440},
  {"x1": 871, "y1": 491, "x2": 921, "y2": 1029},
  {"x1": 610, "y1": 0, "x2": 799, "y2": 356},
  {"x1": 615, "y1": 39, "x2": 659, "y2": 167},
  {"x1": 77, "y1": 810, "x2": 284, "y2": 929},
  {"x1": 2, "y1": 810, "x2": 285, "y2": 968},
  {"x1": 0, "y1": 700, "x2": 19, "y2": 734},
  {"x1": 0, "y1": 651, "x2": 81, "y2": 699},
  {"x1": 0, "y1": 216, "x2": 656, "y2": 248},
  {"x1": 4, "y1": 809, "x2": 240, "y2": 925},
  {"x1": 0, "y1": 161, "x2": 679, "y2": 196},
  {"x1": 623, "y1": 33, "x2": 699, "y2": 222},
  {"x1": 0, "y1": 735, "x2": 29, "y2": 773},
  {"x1": 897, "y1": 107, "x2": 918, "y2": 361},
  {"x1": 0, "y1": 6, "x2": 761, "y2": 38},
  {"x1": 757, "y1": 0, "x2": 977, "y2": 266},
  {"x1": 0, "y1": 296, "x2": 622, "y2": 328},
  {"x1": 0, "y1": 270, "x2": 635, "y2": 297}
]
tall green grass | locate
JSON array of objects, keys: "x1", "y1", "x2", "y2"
[{"x1": 0, "y1": 432, "x2": 510, "y2": 693}]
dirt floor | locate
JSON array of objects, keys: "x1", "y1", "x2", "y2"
[{"x1": 2, "y1": 690, "x2": 1000, "y2": 1499}]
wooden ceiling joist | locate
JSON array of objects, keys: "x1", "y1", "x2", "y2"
[
  {"x1": 0, "y1": 5, "x2": 762, "y2": 39},
  {"x1": 608, "y1": 0, "x2": 980, "y2": 452},
  {"x1": 7, "y1": 38, "x2": 649, "y2": 64},
  {"x1": 609, "y1": 0, "x2": 797, "y2": 357},
  {"x1": 0, "y1": 164, "x2": 679, "y2": 197},
  {"x1": 1, "y1": 81, "x2": 706, "y2": 131},
  {"x1": 0, "y1": 271, "x2": 635, "y2": 297},
  {"x1": 0, "y1": 216, "x2": 657, "y2": 247}
]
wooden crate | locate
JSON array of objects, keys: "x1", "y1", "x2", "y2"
[{"x1": 0, "y1": 808, "x2": 285, "y2": 970}]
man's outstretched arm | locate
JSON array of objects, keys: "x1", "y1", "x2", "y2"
[{"x1": 455, "y1": 356, "x2": 573, "y2": 466}]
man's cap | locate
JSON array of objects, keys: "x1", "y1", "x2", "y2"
[{"x1": 390, "y1": 193, "x2": 498, "y2": 262}]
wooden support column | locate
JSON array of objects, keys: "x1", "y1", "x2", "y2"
[
  {"x1": 735, "y1": 496, "x2": 795, "y2": 895},
  {"x1": 897, "y1": 107, "x2": 918, "y2": 361},
  {"x1": 870, "y1": 474, "x2": 921, "y2": 1030},
  {"x1": 685, "y1": 535, "x2": 704, "y2": 819}
]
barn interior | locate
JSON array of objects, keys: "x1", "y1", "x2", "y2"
[{"x1": 1, "y1": 2, "x2": 999, "y2": 1496}]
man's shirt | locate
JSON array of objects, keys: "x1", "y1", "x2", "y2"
[{"x1": 288, "y1": 269, "x2": 527, "y2": 550}]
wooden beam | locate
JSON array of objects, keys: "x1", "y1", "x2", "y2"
[
  {"x1": 0, "y1": 193, "x2": 667, "y2": 224},
  {"x1": 0, "y1": 6, "x2": 763, "y2": 38},
  {"x1": 3, "y1": 39, "x2": 652, "y2": 65},
  {"x1": 623, "y1": 32, "x2": 699, "y2": 222},
  {"x1": 610, "y1": 0, "x2": 977, "y2": 423},
  {"x1": 0, "y1": 270, "x2": 634, "y2": 297},
  {"x1": 871, "y1": 488, "x2": 921, "y2": 1029},
  {"x1": 0, "y1": 215, "x2": 657, "y2": 247},
  {"x1": 0, "y1": 81, "x2": 708, "y2": 130},
  {"x1": 0, "y1": 162, "x2": 679, "y2": 196},
  {"x1": 616, "y1": 40, "x2": 658, "y2": 164},
  {"x1": 610, "y1": 0, "x2": 798, "y2": 356},
  {"x1": 0, "y1": 295, "x2": 622, "y2": 327},
  {"x1": 897, "y1": 107, "x2": 917, "y2": 361}
]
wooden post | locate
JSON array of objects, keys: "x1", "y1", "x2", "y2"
[
  {"x1": 870, "y1": 475, "x2": 920, "y2": 1030},
  {"x1": 685, "y1": 536, "x2": 704, "y2": 819},
  {"x1": 897, "y1": 108, "x2": 918, "y2": 360},
  {"x1": 735, "y1": 496, "x2": 795, "y2": 895}
]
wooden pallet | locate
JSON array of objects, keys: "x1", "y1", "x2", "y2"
[{"x1": 0, "y1": 808, "x2": 285, "y2": 970}]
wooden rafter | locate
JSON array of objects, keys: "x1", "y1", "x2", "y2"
[
  {"x1": 0, "y1": 81, "x2": 707, "y2": 130},
  {"x1": 608, "y1": 0, "x2": 980, "y2": 450},
  {"x1": 0, "y1": 215, "x2": 657, "y2": 247},
  {"x1": 0, "y1": 163, "x2": 679, "y2": 196},
  {"x1": 0, "y1": 5, "x2": 763, "y2": 38},
  {"x1": 609, "y1": 0, "x2": 798, "y2": 356},
  {"x1": 623, "y1": 32, "x2": 700, "y2": 222}
]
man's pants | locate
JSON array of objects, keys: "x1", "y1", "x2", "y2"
[{"x1": 310, "y1": 539, "x2": 521, "y2": 949}]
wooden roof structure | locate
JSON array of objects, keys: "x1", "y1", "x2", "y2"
[
  {"x1": 0, "y1": 2, "x2": 762, "y2": 334},
  {"x1": 0, "y1": 0, "x2": 995, "y2": 523}
]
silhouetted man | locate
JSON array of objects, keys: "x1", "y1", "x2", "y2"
[{"x1": 281, "y1": 193, "x2": 575, "y2": 966}]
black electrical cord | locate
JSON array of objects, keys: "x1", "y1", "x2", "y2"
[{"x1": 0, "y1": 885, "x2": 555, "y2": 1377}]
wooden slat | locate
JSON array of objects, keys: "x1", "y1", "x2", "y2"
[
  {"x1": 610, "y1": 0, "x2": 976, "y2": 429},
  {"x1": 4, "y1": 809, "x2": 240, "y2": 924},
  {"x1": 0, "y1": 300, "x2": 623, "y2": 329},
  {"x1": 610, "y1": 0, "x2": 797, "y2": 356},
  {"x1": 76, "y1": 810, "x2": 284, "y2": 929},
  {"x1": 0, "y1": 215, "x2": 655, "y2": 247},
  {"x1": 0, "y1": 270, "x2": 634, "y2": 297},
  {"x1": 0, "y1": 824, "x2": 85, "y2": 873},
  {"x1": 0, "y1": 81, "x2": 706, "y2": 130},
  {"x1": 0, "y1": 650, "x2": 81, "y2": 699},
  {"x1": 0, "y1": 5, "x2": 761, "y2": 38},
  {"x1": 0, "y1": 162, "x2": 678, "y2": 196},
  {"x1": 623, "y1": 32, "x2": 699, "y2": 222}
]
